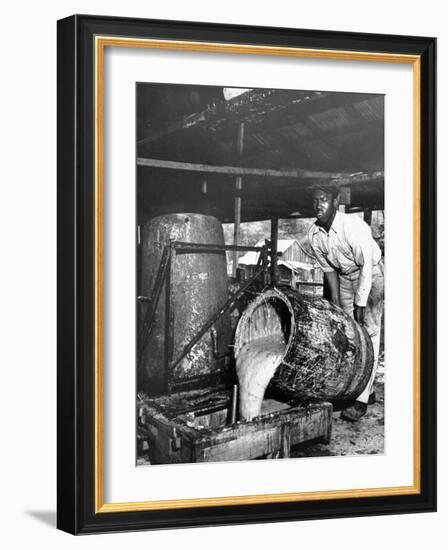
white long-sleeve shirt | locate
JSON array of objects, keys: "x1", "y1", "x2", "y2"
[{"x1": 308, "y1": 211, "x2": 382, "y2": 307}]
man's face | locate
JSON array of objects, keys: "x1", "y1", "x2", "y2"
[{"x1": 312, "y1": 189, "x2": 336, "y2": 224}]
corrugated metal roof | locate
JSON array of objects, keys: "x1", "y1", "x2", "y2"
[
  {"x1": 308, "y1": 107, "x2": 354, "y2": 131},
  {"x1": 353, "y1": 97, "x2": 384, "y2": 122},
  {"x1": 137, "y1": 84, "x2": 384, "y2": 223}
]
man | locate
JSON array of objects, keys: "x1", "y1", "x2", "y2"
[{"x1": 308, "y1": 184, "x2": 384, "y2": 421}]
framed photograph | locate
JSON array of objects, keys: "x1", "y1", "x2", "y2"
[{"x1": 57, "y1": 14, "x2": 436, "y2": 534}]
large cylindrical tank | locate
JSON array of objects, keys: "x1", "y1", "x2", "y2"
[
  {"x1": 139, "y1": 213, "x2": 232, "y2": 396},
  {"x1": 234, "y1": 288, "x2": 373, "y2": 402}
]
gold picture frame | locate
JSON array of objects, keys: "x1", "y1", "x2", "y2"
[{"x1": 58, "y1": 15, "x2": 436, "y2": 534}]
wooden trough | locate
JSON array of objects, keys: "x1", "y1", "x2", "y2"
[{"x1": 139, "y1": 386, "x2": 332, "y2": 464}]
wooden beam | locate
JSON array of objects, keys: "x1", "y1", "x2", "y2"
[{"x1": 137, "y1": 157, "x2": 383, "y2": 185}]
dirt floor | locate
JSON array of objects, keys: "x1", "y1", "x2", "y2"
[
  {"x1": 292, "y1": 359, "x2": 385, "y2": 458},
  {"x1": 292, "y1": 381, "x2": 384, "y2": 458}
]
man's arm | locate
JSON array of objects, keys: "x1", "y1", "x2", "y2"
[
  {"x1": 324, "y1": 270, "x2": 340, "y2": 306},
  {"x1": 351, "y1": 224, "x2": 374, "y2": 307},
  {"x1": 308, "y1": 229, "x2": 341, "y2": 306},
  {"x1": 350, "y1": 221, "x2": 376, "y2": 325}
]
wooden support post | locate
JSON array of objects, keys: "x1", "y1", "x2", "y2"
[
  {"x1": 164, "y1": 246, "x2": 173, "y2": 394},
  {"x1": 200, "y1": 176, "x2": 211, "y2": 215},
  {"x1": 232, "y1": 123, "x2": 245, "y2": 277},
  {"x1": 339, "y1": 185, "x2": 351, "y2": 207},
  {"x1": 363, "y1": 208, "x2": 372, "y2": 226},
  {"x1": 262, "y1": 243, "x2": 269, "y2": 287},
  {"x1": 270, "y1": 217, "x2": 279, "y2": 287},
  {"x1": 137, "y1": 225, "x2": 141, "y2": 306}
]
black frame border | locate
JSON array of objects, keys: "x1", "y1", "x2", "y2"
[{"x1": 57, "y1": 14, "x2": 436, "y2": 534}]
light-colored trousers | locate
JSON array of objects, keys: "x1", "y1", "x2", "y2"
[{"x1": 339, "y1": 261, "x2": 384, "y2": 404}]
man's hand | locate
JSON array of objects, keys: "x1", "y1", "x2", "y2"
[{"x1": 354, "y1": 305, "x2": 365, "y2": 326}]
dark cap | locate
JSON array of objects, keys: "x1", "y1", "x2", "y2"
[{"x1": 311, "y1": 182, "x2": 341, "y2": 199}]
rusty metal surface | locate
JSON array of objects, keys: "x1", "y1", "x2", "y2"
[{"x1": 139, "y1": 213, "x2": 232, "y2": 396}]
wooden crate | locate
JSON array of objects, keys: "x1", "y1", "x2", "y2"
[{"x1": 139, "y1": 387, "x2": 332, "y2": 464}]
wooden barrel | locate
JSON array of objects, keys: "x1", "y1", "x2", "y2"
[
  {"x1": 139, "y1": 213, "x2": 232, "y2": 396},
  {"x1": 234, "y1": 288, "x2": 373, "y2": 402}
]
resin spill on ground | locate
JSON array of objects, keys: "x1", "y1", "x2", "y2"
[{"x1": 236, "y1": 334, "x2": 286, "y2": 421}]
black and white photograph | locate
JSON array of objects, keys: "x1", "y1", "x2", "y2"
[
  {"x1": 136, "y1": 83, "x2": 385, "y2": 465},
  {"x1": 0, "y1": 0, "x2": 441, "y2": 541}
]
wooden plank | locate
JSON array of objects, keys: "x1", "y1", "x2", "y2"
[
  {"x1": 137, "y1": 156, "x2": 383, "y2": 184},
  {"x1": 146, "y1": 423, "x2": 194, "y2": 464},
  {"x1": 142, "y1": 388, "x2": 333, "y2": 464},
  {"x1": 194, "y1": 404, "x2": 331, "y2": 462},
  {"x1": 196, "y1": 426, "x2": 282, "y2": 462},
  {"x1": 280, "y1": 424, "x2": 291, "y2": 458},
  {"x1": 289, "y1": 406, "x2": 332, "y2": 447}
]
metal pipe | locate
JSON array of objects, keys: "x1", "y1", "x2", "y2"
[
  {"x1": 172, "y1": 241, "x2": 266, "y2": 253},
  {"x1": 230, "y1": 384, "x2": 238, "y2": 424},
  {"x1": 210, "y1": 327, "x2": 219, "y2": 358},
  {"x1": 138, "y1": 246, "x2": 171, "y2": 362}
]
